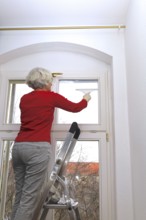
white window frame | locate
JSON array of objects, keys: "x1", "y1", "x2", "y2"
[
  {"x1": 52, "y1": 74, "x2": 107, "y2": 132},
  {"x1": 0, "y1": 70, "x2": 114, "y2": 220}
]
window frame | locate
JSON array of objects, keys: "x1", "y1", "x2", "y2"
[
  {"x1": 0, "y1": 74, "x2": 107, "y2": 131},
  {"x1": 0, "y1": 70, "x2": 113, "y2": 220},
  {"x1": 53, "y1": 75, "x2": 107, "y2": 132}
]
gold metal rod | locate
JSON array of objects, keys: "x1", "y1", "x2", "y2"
[{"x1": 0, "y1": 25, "x2": 126, "y2": 31}]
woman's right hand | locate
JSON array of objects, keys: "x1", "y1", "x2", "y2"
[{"x1": 83, "y1": 93, "x2": 91, "y2": 102}]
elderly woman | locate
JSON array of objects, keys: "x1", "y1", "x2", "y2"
[{"x1": 11, "y1": 67, "x2": 91, "y2": 220}]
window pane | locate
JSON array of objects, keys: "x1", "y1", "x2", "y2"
[
  {"x1": 6, "y1": 81, "x2": 32, "y2": 123},
  {"x1": 55, "y1": 140, "x2": 99, "y2": 220},
  {"x1": 57, "y1": 140, "x2": 99, "y2": 162},
  {"x1": 57, "y1": 80, "x2": 99, "y2": 124},
  {"x1": 0, "y1": 141, "x2": 14, "y2": 220},
  {"x1": 7, "y1": 79, "x2": 99, "y2": 124}
]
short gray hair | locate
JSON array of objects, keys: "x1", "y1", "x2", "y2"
[{"x1": 26, "y1": 67, "x2": 53, "y2": 89}]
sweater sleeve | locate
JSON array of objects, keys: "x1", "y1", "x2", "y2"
[{"x1": 52, "y1": 92, "x2": 87, "y2": 112}]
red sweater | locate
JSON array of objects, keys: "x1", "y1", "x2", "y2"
[{"x1": 15, "y1": 90, "x2": 87, "y2": 143}]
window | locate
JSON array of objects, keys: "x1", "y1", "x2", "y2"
[
  {"x1": 6, "y1": 80, "x2": 32, "y2": 124},
  {"x1": 5, "y1": 76, "x2": 106, "y2": 131},
  {"x1": 0, "y1": 140, "x2": 14, "y2": 219},
  {"x1": 57, "y1": 80, "x2": 99, "y2": 124},
  {"x1": 0, "y1": 72, "x2": 110, "y2": 220},
  {"x1": 55, "y1": 140, "x2": 99, "y2": 220}
]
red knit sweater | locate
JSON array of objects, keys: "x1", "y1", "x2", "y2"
[{"x1": 15, "y1": 90, "x2": 87, "y2": 143}]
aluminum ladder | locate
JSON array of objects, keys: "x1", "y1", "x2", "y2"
[{"x1": 32, "y1": 122, "x2": 81, "y2": 220}]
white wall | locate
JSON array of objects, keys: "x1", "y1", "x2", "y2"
[
  {"x1": 0, "y1": 28, "x2": 133, "y2": 220},
  {"x1": 125, "y1": 1, "x2": 146, "y2": 220}
]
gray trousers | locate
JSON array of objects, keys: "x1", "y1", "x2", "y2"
[{"x1": 11, "y1": 142, "x2": 52, "y2": 220}]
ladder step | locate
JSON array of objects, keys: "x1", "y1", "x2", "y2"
[{"x1": 44, "y1": 204, "x2": 70, "y2": 209}]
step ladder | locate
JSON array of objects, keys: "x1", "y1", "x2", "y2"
[{"x1": 32, "y1": 122, "x2": 81, "y2": 220}]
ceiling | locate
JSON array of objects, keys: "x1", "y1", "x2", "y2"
[{"x1": 0, "y1": 0, "x2": 130, "y2": 27}]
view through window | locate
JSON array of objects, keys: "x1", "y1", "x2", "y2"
[
  {"x1": 57, "y1": 79, "x2": 99, "y2": 124},
  {"x1": 6, "y1": 79, "x2": 99, "y2": 125},
  {"x1": 55, "y1": 141, "x2": 99, "y2": 220}
]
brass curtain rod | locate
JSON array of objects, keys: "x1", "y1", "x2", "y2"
[{"x1": 0, "y1": 25, "x2": 126, "y2": 31}]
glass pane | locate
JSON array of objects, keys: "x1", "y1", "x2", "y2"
[
  {"x1": 6, "y1": 81, "x2": 32, "y2": 123},
  {"x1": 57, "y1": 80, "x2": 99, "y2": 124},
  {"x1": 7, "y1": 79, "x2": 99, "y2": 124},
  {"x1": 0, "y1": 141, "x2": 14, "y2": 220},
  {"x1": 55, "y1": 141, "x2": 99, "y2": 220}
]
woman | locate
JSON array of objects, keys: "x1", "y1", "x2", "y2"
[{"x1": 11, "y1": 67, "x2": 91, "y2": 220}]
